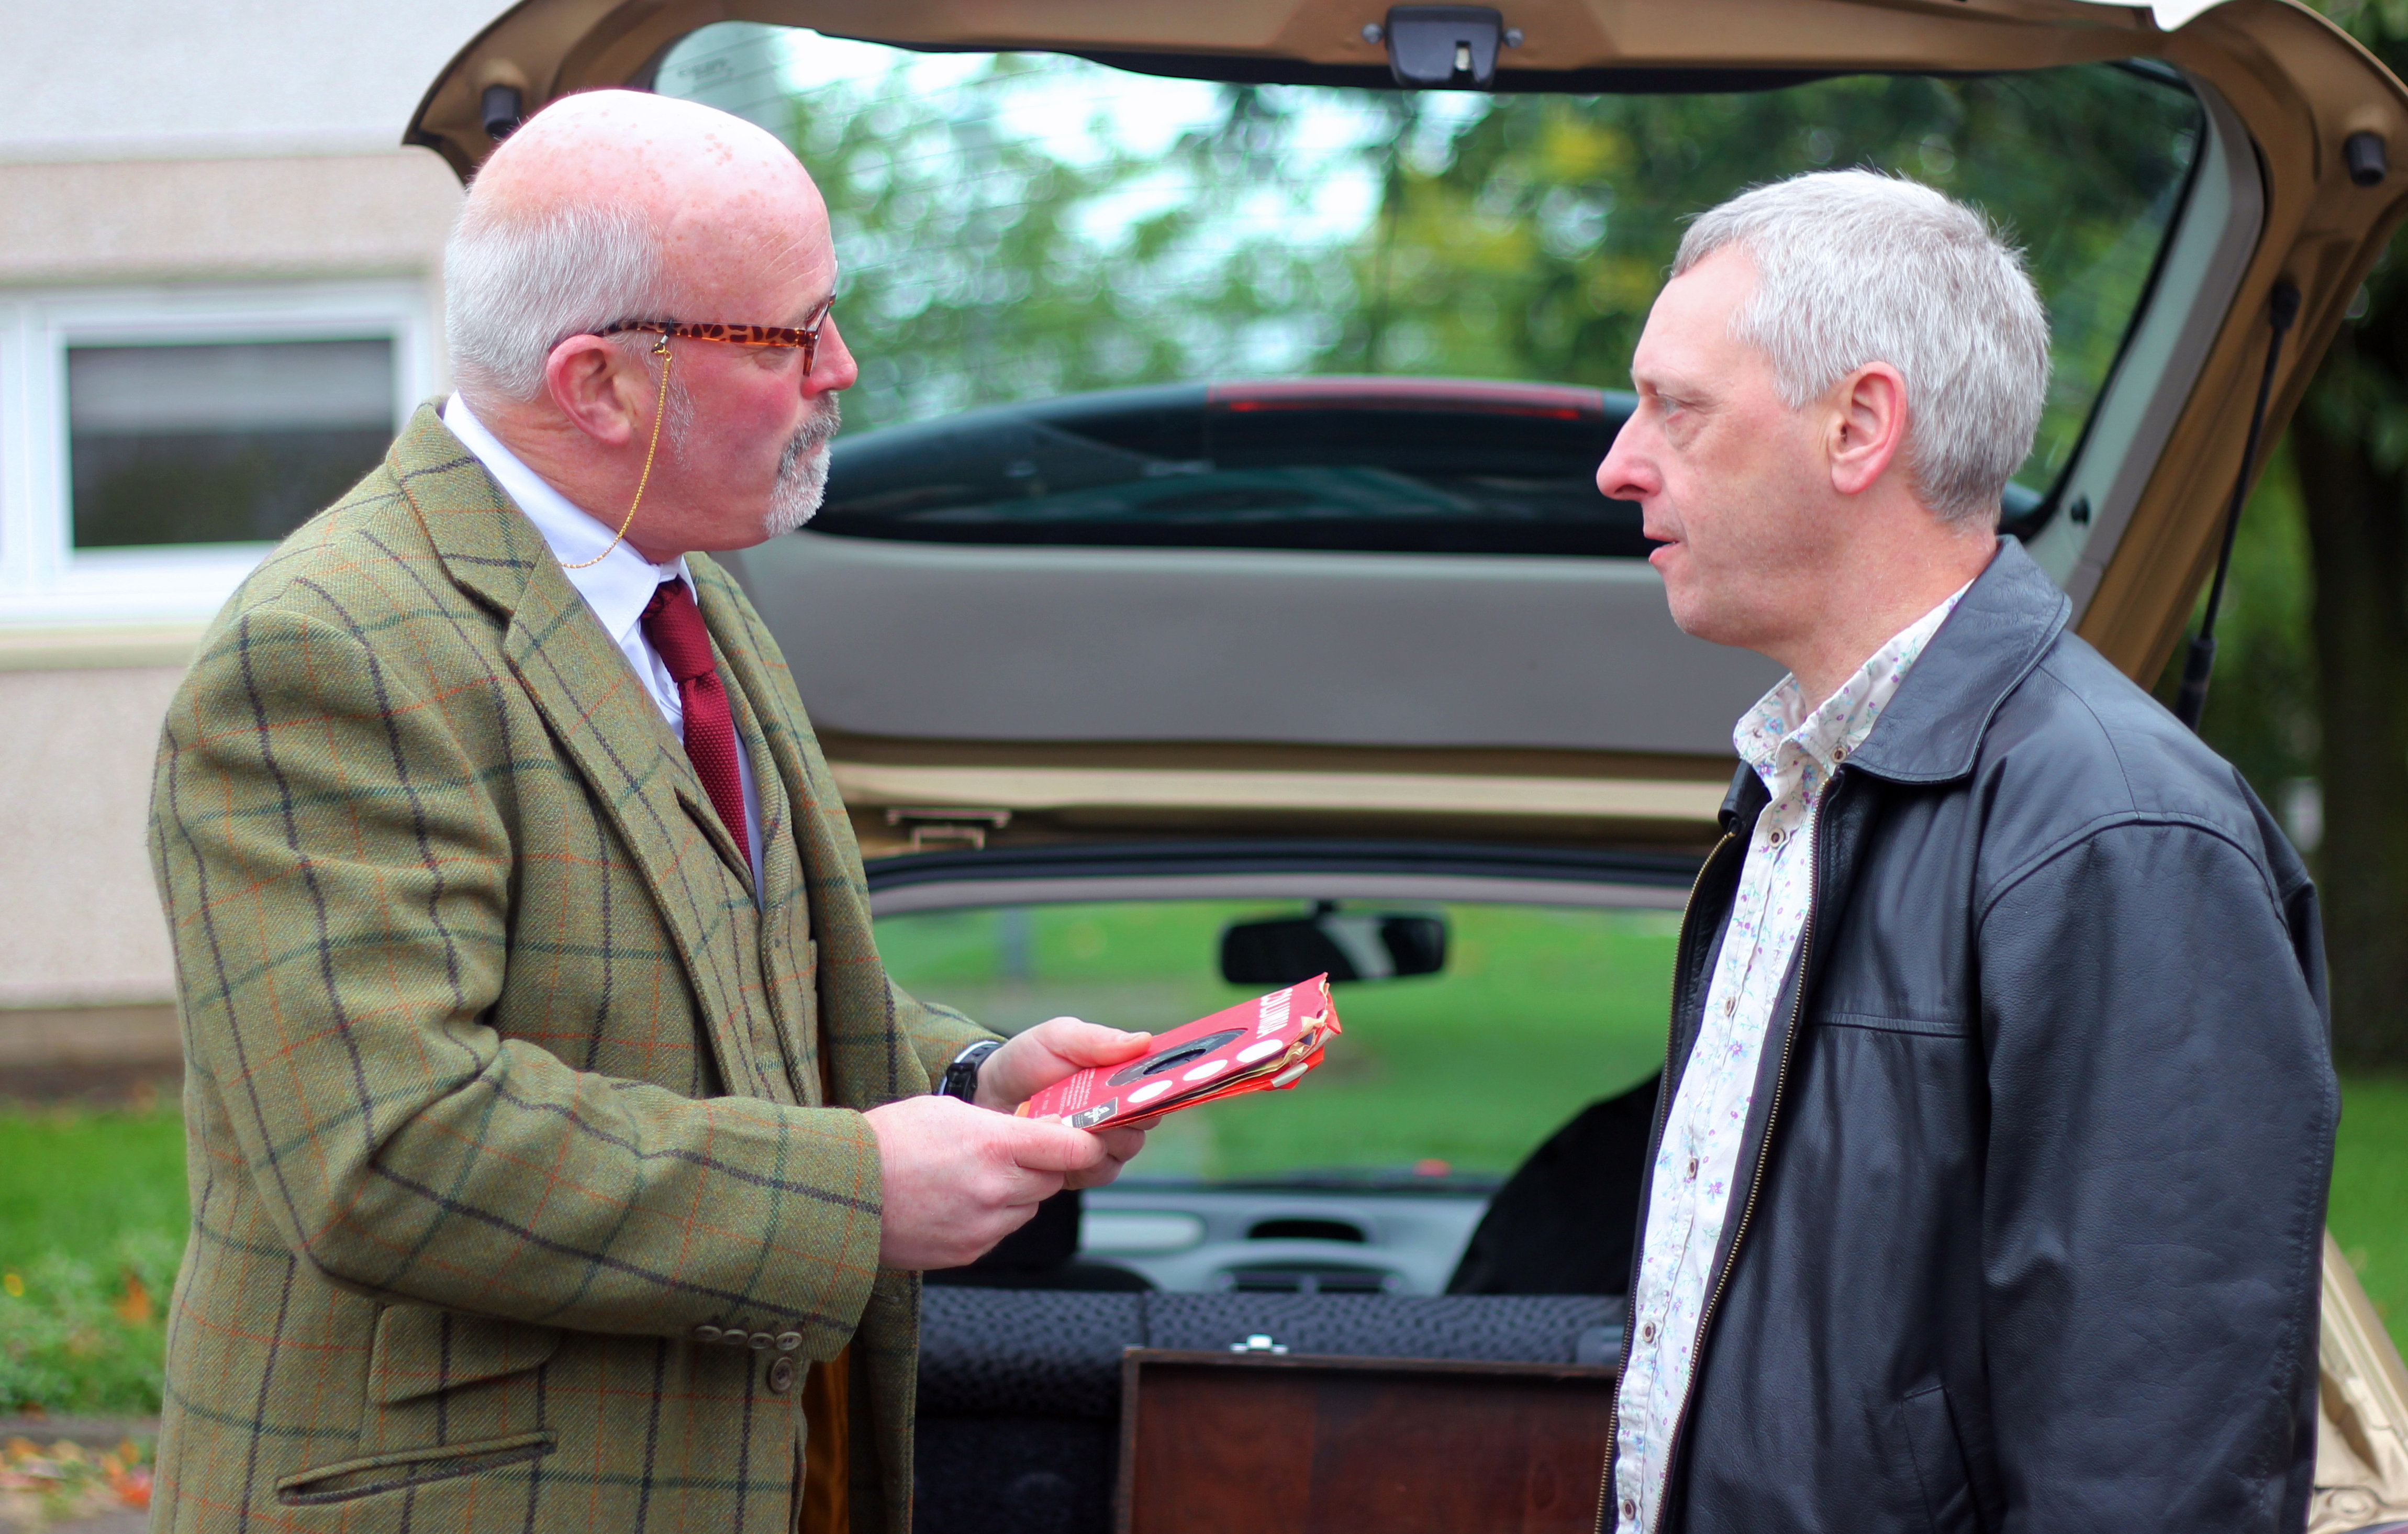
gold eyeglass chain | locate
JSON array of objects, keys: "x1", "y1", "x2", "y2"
[{"x1": 561, "y1": 336, "x2": 674, "y2": 571}]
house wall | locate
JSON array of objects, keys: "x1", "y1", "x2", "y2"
[
  {"x1": 0, "y1": 657, "x2": 188, "y2": 1009},
  {"x1": 0, "y1": 0, "x2": 502, "y2": 164},
  {"x1": 0, "y1": 154, "x2": 466, "y2": 290},
  {"x1": 0, "y1": 1, "x2": 494, "y2": 1084}
]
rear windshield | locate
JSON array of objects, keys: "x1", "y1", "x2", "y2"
[
  {"x1": 874, "y1": 896, "x2": 1677, "y2": 1183},
  {"x1": 657, "y1": 28, "x2": 2199, "y2": 554}
]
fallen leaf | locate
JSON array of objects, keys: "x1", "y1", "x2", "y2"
[
  {"x1": 109, "y1": 1464, "x2": 153, "y2": 1509},
  {"x1": 114, "y1": 1271, "x2": 151, "y2": 1326}
]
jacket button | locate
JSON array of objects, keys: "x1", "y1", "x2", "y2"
[
  {"x1": 723, "y1": 1329, "x2": 753, "y2": 1347},
  {"x1": 767, "y1": 1355, "x2": 797, "y2": 1394},
  {"x1": 749, "y1": 1331, "x2": 775, "y2": 1350},
  {"x1": 694, "y1": 1325, "x2": 722, "y2": 1342},
  {"x1": 775, "y1": 1332, "x2": 804, "y2": 1352}
]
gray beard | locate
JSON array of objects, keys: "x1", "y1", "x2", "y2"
[
  {"x1": 765, "y1": 398, "x2": 841, "y2": 537},
  {"x1": 658, "y1": 376, "x2": 838, "y2": 539}
]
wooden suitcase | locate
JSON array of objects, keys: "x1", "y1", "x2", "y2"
[{"x1": 1115, "y1": 1348, "x2": 1617, "y2": 1533}]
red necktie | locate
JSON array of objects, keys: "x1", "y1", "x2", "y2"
[{"x1": 639, "y1": 579, "x2": 748, "y2": 854}]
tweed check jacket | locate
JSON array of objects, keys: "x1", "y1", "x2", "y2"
[{"x1": 147, "y1": 403, "x2": 993, "y2": 1531}]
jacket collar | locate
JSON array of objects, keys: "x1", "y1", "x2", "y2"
[
  {"x1": 1715, "y1": 537, "x2": 2070, "y2": 827},
  {"x1": 1839, "y1": 536, "x2": 2071, "y2": 785},
  {"x1": 381, "y1": 399, "x2": 556, "y2": 617}
]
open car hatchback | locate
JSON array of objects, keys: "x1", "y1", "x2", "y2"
[{"x1": 412, "y1": 3, "x2": 2408, "y2": 1530}]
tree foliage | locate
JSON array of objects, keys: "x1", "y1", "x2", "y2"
[
  {"x1": 1328, "y1": 69, "x2": 2194, "y2": 490},
  {"x1": 778, "y1": 42, "x2": 2195, "y2": 496}
]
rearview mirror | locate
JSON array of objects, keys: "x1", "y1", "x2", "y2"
[{"x1": 1219, "y1": 904, "x2": 1447, "y2": 986}]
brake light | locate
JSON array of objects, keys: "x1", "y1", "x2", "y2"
[{"x1": 1208, "y1": 376, "x2": 1601, "y2": 420}]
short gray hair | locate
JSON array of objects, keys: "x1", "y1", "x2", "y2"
[
  {"x1": 444, "y1": 195, "x2": 671, "y2": 408},
  {"x1": 1674, "y1": 170, "x2": 2050, "y2": 524}
]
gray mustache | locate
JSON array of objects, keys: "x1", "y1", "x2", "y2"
[{"x1": 781, "y1": 398, "x2": 842, "y2": 472}]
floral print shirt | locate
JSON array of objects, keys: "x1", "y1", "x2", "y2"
[{"x1": 1610, "y1": 582, "x2": 1970, "y2": 1534}]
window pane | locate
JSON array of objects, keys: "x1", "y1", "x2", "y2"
[
  {"x1": 875, "y1": 898, "x2": 1678, "y2": 1183},
  {"x1": 659, "y1": 26, "x2": 2199, "y2": 549},
  {"x1": 69, "y1": 339, "x2": 395, "y2": 548},
  {"x1": 817, "y1": 381, "x2": 1656, "y2": 557}
]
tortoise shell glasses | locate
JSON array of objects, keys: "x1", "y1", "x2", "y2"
[{"x1": 597, "y1": 298, "x2": 833, "y2": 371}]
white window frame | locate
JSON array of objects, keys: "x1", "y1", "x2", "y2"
[{"x1": 0, "y1": 279, "x2": 437, "y2": 626}]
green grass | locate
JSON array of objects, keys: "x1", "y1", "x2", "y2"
[
  {"x1": 0, "y1": 1107, "x2": 186, "y2": 1416},
  {"x1": 2331, "y1": 1075, "x2": 2408, "y2": 1350}
]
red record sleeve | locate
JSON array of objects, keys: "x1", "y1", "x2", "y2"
[{"x1": 1017, "y1": 975, "x2": 1341, "y2": 1130}]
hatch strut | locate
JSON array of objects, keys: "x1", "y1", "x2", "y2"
[{"x1": 2171, "y1": 280, "x2": 2301, "y2": 732}]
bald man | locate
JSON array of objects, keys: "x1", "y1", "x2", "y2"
[{"x1": 146, "y1": 91, "x2": 1149, "y2": 1533}]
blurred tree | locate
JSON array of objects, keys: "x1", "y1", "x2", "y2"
[
  {"x1": 778, "y1": 50, "x2": 2196, "y2": 487},
  {"x1": 781, "y1": 60, "x2": 1346, "y2": 433},
  {"x1": 2151, "y1": 445, "x2": 2321, "y2": 807},
  {"x1": 2269, "y1": 0, "x2": 2408, "y2": 1070},
  {"x1": 1324, "y1": 67, "x2": 2198, "y2": 493}
]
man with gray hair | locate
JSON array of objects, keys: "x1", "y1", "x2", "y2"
[
  {"x1": 1597, "y1": 170, "x2": 2332, "y2": 1532},
  {"x1": 146, "y1": 90, "x2": 1152, "y2": 1531}
]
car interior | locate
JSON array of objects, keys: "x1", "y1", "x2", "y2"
[{"x1": 878, "y1": 846, "x2": 1679, "y2": 1529}]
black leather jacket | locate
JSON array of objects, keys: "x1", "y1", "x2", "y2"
[{"x1": 1618, "y1": 540, "x2": 2338, "y2": 1533}]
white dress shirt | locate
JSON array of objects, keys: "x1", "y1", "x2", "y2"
[
  {"x1": 1611, "y1": 581, "x2": 1971, "y2": 1533},
  {"x1": 442, "y1": 394, "x2": 765, "y2": 892}
]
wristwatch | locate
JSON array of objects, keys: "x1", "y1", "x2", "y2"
[{"x1": 937, "y1": 1039, "x2": 1004, "y2": 1104}]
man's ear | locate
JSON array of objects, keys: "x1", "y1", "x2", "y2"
[
  {"x1": 543, "y1": 336, "x2": 648, "y2": 448},
  {"x1": 1827, "y1": 362, "x2": 1909, "y2": 498}
]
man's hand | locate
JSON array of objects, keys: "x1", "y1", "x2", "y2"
[
  {"x1": 974, "y1": 1017, "x2": 1152, "y2": 1111},
  {"x1": 865, "y1": 1018, "x2": 1161, "y2": 1269},
  {"x1": 866, "y1": 1094, "x2": 1117, "y2": 1269},
  {"x1": 975, "y1": 1017, "x2": 1153, "y2": 1190}
]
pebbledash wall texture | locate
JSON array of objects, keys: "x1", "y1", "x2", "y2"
[{"x1": 0, "y1": 0, "x2": 497, "y2": 1086}]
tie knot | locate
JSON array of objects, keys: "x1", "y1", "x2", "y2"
[{"x1": 639, "y1": 579, "x2": 716, "y2": 684}]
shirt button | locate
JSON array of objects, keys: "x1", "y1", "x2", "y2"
[
  {"x1": 1724, "y1": 996, "x2": 1736, "y2": 1016},
  {"x1": 1622, "y1": 1498, "x2": 1638, "y2": 1521},
  {"x1": 1768, "y1": 829, "x2": 1782, "y2": 844},
  {"x1": 1686, "y1": 1158, "x2": 1699, "y2": 1180},
  {"x1": 767, "y1": 1355, "x2": 797, "y2": 1394},
  {"x1": 1641, "y1": 1321, "x2": 1657, "y2": 1344}
]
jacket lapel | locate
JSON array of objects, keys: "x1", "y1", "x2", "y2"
[
  {"x1": 384, "y1": 404, "x2": 775, "y2": 1101},
  {"x1": 693, "y1": 560, "x2": 814, "y2": 887},
  {"x1": 714, "y1": 622, "x2": 823, "y2": 1107},
  {"x1": 692, "y1": 557, "x2": 913, "y2": 1109}
]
